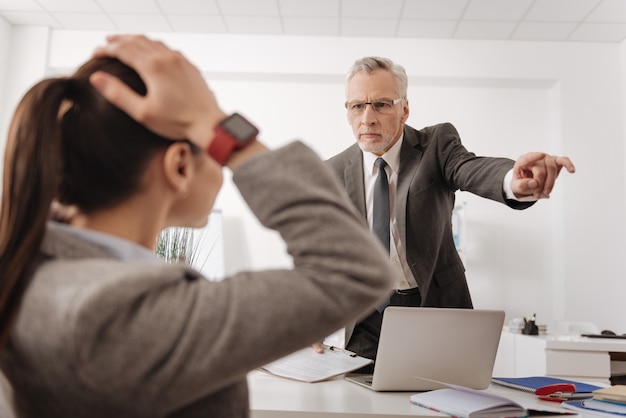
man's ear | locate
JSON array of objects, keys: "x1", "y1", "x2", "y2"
[
  {"x1": 401, "y1": 99, "x2": 410, "y2": 124},
  {"x1": 162, "y1": 142, "x2": 195, "y2": 196}
]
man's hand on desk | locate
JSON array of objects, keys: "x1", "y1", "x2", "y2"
[{"x1": 312, "y1": 342, "x2": 325, "y2": 354}]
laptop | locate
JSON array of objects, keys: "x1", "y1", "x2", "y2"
[{"x1": 345, "y1": 307, "x2": 505, "y2": 391}]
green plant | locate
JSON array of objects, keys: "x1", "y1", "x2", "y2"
[
  {"x1": 155, "y1": 227, "x2": 196, "y2": 264},
  {"x1": 155, "y1": 211, "x2": 224, "y2": 280}
]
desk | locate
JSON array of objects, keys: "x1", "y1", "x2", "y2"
[
  {"x1": 247, "y1": 370, "x2": 589, "y2": 417},
  {"x1": 493, "y1": 332, "x2": 626, "y2": 385}
]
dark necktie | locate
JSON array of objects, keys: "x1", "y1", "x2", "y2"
[
  {"x1": 373, "y1": 158, "x2": 390, "y2": 253},
  {"x1": 373, "y1": 158, "x2": 392, "y2": 313}
]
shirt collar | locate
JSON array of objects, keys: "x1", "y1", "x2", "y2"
[
  {"x1": 363, "y1": 132, "x2": 404, "y2": 175},
  {"x1": 48, "y1": 221, "x2": 160, "y2": 261}
]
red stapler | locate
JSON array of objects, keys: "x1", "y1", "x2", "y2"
[{"x1": 535, "y1": 383, "x2": 577, "y2": 402}]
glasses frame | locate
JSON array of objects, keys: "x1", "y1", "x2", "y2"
[{"x1": 345, "y1": 97, "x2": 405, "y2": 114}]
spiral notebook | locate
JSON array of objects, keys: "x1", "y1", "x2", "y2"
[{"x1": 491, "y1": 376, "x2": 602, "y2": 399}]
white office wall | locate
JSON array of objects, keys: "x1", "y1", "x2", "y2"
[
  {"x1": 0, "y1": 16, "x2": 10, "y2": 170},
  {"x1": 620, "y1": 42, "x2": 626, "y2": 229},
  {"x1": 2, "y1": 29, "x2": 626, "y2": 333},
  {"x1": 1, "y1": 26, "x2": 49, "y2": 126},
  {"x1": 0, "y1": 25, "x2": 50, "y2": 180}
]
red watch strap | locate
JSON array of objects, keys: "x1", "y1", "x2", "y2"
[{"x1": 207, "y1": 125, "x2": 239, "y2": 165}]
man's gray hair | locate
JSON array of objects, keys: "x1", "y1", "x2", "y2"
[{"x1": 346, "y1": 57, "x2": 408, "y2": 98}]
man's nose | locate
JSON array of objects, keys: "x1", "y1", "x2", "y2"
[{"x1": 360, "y1": 104, "x2": 378, "y2": 124}]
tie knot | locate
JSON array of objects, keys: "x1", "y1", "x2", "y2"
[{"x1": 375, "y1": 157, "x2": 387, "y2": 170}]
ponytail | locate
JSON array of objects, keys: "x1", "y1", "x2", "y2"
[
  {"x1": 0, "y1": 78, "x2": 70, "y2": 349},
  {"x1": 0, "y1": 58, "x2": 174, "y2": 350}
]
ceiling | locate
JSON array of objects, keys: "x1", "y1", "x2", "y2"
[{"x1": 0, "y1": 0, "x2": 625, "y2": 43}]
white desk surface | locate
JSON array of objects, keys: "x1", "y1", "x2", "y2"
[
  {"x1": 248, "y1": 370, "x2": 593, "y2": 417},
  {"x1": 506, "y1": 333, "x2": 626, "y2": 351},
  {"x1": 545, "y1": 335, "x2": 626, "y2": 352}
]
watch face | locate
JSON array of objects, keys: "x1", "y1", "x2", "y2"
[{"x1": 221, "y1": 113, "x2": 259, "y2": 143}]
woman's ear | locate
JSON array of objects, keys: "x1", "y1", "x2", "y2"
[{"x1": 162, "y1": 142, "x2": 195, "y2": 196}]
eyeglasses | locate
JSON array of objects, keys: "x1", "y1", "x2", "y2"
[{"x1": 345, "y1": 97, "x2": 404, "y2": 115}]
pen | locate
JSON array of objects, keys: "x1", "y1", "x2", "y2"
[{"x1": 324, "y1": 344, "x2": 358, "y2": 357}]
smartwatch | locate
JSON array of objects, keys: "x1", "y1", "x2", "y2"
[{"x1": 207, "y1": 113, "x2": 259, "y2": 165}]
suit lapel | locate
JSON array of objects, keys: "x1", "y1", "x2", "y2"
[
  {"x1": 342, "y1": 146, "x2": 367, "y2": 216},
  {"x1": 396, "y1": 126, "x2": 423, "y2": 250}
]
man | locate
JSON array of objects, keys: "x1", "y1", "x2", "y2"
[{"x1": 324, "y1": 56, "x2": 575, "y2": 364}]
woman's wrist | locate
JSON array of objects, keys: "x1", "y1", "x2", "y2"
[
  {"x1": 226, "y1": 140, "x2": 269, "y2": 170},
  {"x1": 205, "y1": 113, "x2": 261, "y2": 167},
  {"x1": 188, "y1": 110, "x2": 228, "y2": 150}
]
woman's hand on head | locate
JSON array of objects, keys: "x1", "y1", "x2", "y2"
[{"x1": 90, "y1": 34, "x2": 226, "y2": 149}]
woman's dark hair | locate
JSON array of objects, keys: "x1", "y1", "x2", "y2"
[{"x1": 0, "y1": 57, "x2": 178, "y2": 348}]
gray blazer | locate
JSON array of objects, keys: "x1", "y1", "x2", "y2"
[
  {"x1": 0, "y1": 142, "x2": 394, "y2": 418},
  {"x1": 327, "y1": 123, "x2": 533, "y2": 311}
]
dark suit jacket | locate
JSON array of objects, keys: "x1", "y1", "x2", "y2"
[{"x1": 326, "y1": 123, "x2": 533, "y2": 309}]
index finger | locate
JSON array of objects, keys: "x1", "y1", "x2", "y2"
[
  {"x1": 555, "y1": 156, "x2": 576, "y2": 173},
  {"x1": 514, "y1": 152, "x2": 547, "y2": 168},
  {"x1": 89, "y1": 71, "x2": 146, "y2": 124}
]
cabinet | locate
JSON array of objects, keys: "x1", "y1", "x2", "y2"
[{"x1": 493, "y1": 332, "x2": 626, "y2": 385}]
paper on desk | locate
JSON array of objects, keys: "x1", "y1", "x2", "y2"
[
  {"x1": 410, "y1": 379, "x2": 528, "y2": 418},
  {"x1": 411, "y1": 378, "x2": 575, "y2": 417},
  {"x1": 260, "y1": 345, "x2": 372, "y2": 383},
  {"x1": 594, "y1": 385, "x2": 626, "y2": 403}
]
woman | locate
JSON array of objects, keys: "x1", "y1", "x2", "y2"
[{"x1": 0, "y1": 35, "x2": 394, "y2": 417}]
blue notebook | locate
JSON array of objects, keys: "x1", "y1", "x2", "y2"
[
  {"x1": 562, "y1": 400, "x2": 626, "y2": 417},
  {"x1": 491, "y1": 376, "x2": 603, "y2": 398}
]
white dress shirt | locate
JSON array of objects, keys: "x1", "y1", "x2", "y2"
[
  {"x1": 362, "y1": 135, "x2": 417, "y2": 290},
  {"x1": 361, "y1": 135, "x2": 535, "y2": 291}
]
